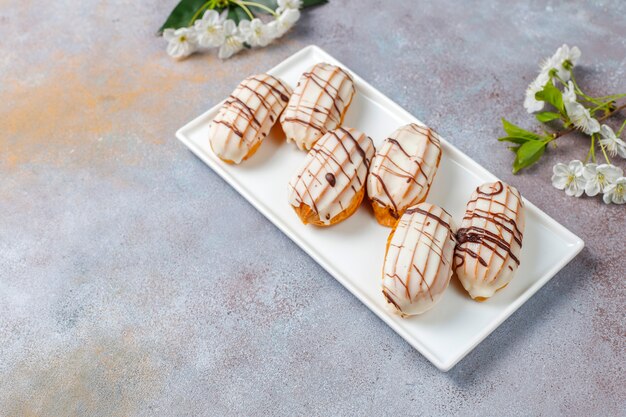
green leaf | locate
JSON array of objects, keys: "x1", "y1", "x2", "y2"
[
  {"x1": 228, "y1": 5, "x2": 252, "y2": 24},
  {"x1": 501, "y1": 118, "x2": 542, "y2": 141},
  {"x1": 535, "y1": 111, "x2": 561, "y2": 123},
  {"x1": 247, "y1": 0, "x2": 278, "y2": 13},
  {"x1": 302, "y1": 0, "x2": 328, "y2": 7},
  {"x1": 248, "y1": 0, "x2": 327, "y2": 14},
  {"x1": 512, "y1": 140, "x2": 547, "y2": 174},
  {"x1": 535, "y1": 83, "x2": 564, "y2": 113},
  {"x1": 508, "y1": 145, "x2": 521, "y2": 153},
  {"x1": 158, "y1": 0, "x2": 210, "y2": 34},
  {"x1": 498, "y1": 136, "x2": 529, "y2": 145}
]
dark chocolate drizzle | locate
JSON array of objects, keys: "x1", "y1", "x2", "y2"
[
  {"x1": 457, "y1": 226, "x2": 520, "y2": 265},
  {"x1": 454, "y1": 181, "x2": 523, "y2": 269},
  {"x1": 256, "y1": 77, "x2": 290, "y2": 102},
  {"x1": 225, "y1": 95, "x2": 261, "y2": 128},
  {"x1": 325, "y1": 172, "x2": 336, "y2": 187},
  {"x1": 371, "y1": 173, "x2": 398, "y2": 214},
  {"x1": 405, "y1": 206, "x2": 452, "y2": 231},
  {"x1": 477, "y1": 180, "x2": 504, "y2": 196}
]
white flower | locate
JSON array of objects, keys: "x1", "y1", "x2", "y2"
[
  {"x1": 552, "y1": 160, "x2": 586, "y2": 197},
  {"x1": 565, "y1": 101, "x2": 600, "y2": 135},
  {"x1": 239, "y1": 18, "x2": 274, "y2": 47},
  {"x1": 194, "y1": 10, "x2": 225, "y2": 48},
  {"x1": 524, "y1": 71, "x2": 549, "y2": 113},
  {"x1": 277, "y1": 0, "x2": 302, "y2": 13},
  {"x1": 218, "y1": 20, "x2": 244, "y2": 59},
  {"x1": 582, "y1": 163, "x2": 623, "y2": 196},
  {"x1": 540, "y1": 44, "x2": 581, "y2": 81},
  {"x1": 598, "y1": 124, "x2": 626, "y2": 158},
  {"x1": 562, "y1": 80, "x2": 576, "y2": 105},
  {"x1": 163, "y1": 27, "x2": 198, "y2": 59},
  {"x1": 558, "y1": 44, "x2": 581, "y2": 69},
  {"x1": 268, "y1": 8, "x2": 300, "y2": 38},
  {"x1": 603, "y1": 177, "x2": 626, "y2": 204}
]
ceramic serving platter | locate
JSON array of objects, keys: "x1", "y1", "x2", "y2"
[{"x1": 176, "y1": 45, "x2": 584, "y2": 371}]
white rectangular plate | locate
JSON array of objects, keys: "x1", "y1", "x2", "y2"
[{"x1": 177, "y1": 45, "x2": 584, "y2": 371}]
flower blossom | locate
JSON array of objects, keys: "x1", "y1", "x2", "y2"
[
  {"x1": 562, "y1": 80, "x2": 576, "y2": 105},
  {"x1": 552, "y1": 160, "x2": 586, "y2": 197},
  {"x1": 277, "y1": 0, "x2": 302, "y2": 13},
  {"x1": 524, "y1": 71, "x2": 549, "y2": 113},
  {"x1": 598, "y1": 124, "x2": 626, "y2": 159},
  {"x1": 194, "y1": 10, "x2": 226, "y2": 48},
  {"x1": 239, "y1": 18, "x2": 275, "y2": 47},
  {"x1": 582, "y1": 163, "x2": 623, "y2": 196},
  {"x1": 540, "y1": 44, "x2": 581, "y2": 81},
  {"x1": 603, "y1": 177, "x2": 626, "y2": 204},
  {"x1": 269, "y1": 8, "x2": 300, "y2": 38},
  {"x1": 566, "y1": 101, "x2": 600, "y2": 135},
  {"x1": 164, "y1": 27, "x2": 198, "y2": 59},
  {"x1": 218, "y1": 20, "x2": 245, "y2": 59}
]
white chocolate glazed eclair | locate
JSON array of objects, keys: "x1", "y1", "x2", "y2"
[
  {"x1": 382, "y1": 202, "x2": 456, "y2": 316},
  {"x1": 288, "y1": 127, "x2": 375, "y2": 226},
  {"x1": 454, "y1": 181, "x2": 525, "y2": 301},
  {"x1": 280, "y1": 63, "x2": 355, "y2": 151},
  {"x1": 209, "y1": 73, "x2": 292, "y2": 164},
  {"x1": 367, "y1": 123, "x2": 443, "y2": 227}
]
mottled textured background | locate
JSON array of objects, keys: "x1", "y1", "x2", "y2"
[{"x1": 1, "y1": 0, "x2": 625, "y2": 416}]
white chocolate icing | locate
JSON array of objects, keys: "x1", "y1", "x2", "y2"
[
  {"x1": 382, "y1": 203, "x2": 456, "y2": 316},
  {"x1": 454, "y1": 181, "x2": 525, "y2": 300},
  {"x1": 367, "y1": 123, "x2": 442, "y2": 220},
  {"x1": 209, "y1": 73, "x2": 292, "y2": 164},
  {"x1": 288, "y1": 127, "x2": 375, "y2": 225},
  {"x1": 280, "y1": 63, "x2": 355, "y2": 151}
]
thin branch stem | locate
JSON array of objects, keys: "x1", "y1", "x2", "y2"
[
  {"x1": 591, "y1": 135, "x2": 597, "y2": 163},
  {"x1": 617, "y1": 119, "x2": 626, "y2": 137},
  {"x1": 584, "y1": 138, "x2": 593, "y2": 163},
  {"x1": 188, "y1": 1, "x2": 214, "y2": 25},
  {"x1": 599, "y1": 139, "x2": 611, "y2": 164},
  {"x1": 569, "y1": 71, "x2": 604, "y2": 106},
  {"x1": 231, "y1": 0, "x2": 255, "y2": 19},
  {"x1": 550, "y1": 101, "x2": 626, "y2": 141},
  {"x1": 240, "y1": 1, "x2": 278, "y2": 16}
]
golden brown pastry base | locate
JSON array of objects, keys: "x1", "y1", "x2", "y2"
[
  {"x1": 293, "y1": 187, "x2": 365, "y2": 226},
  {"x1": 210, "y1": 138, "x2": 263, "y2": 165},
  {"x1": 371, "y1": 200, "x2": 401, "y2": 227},
  {"x1": 472, "y1": 282, "x2": 510, "y2": 302},
  {"x1": 371, "y1": 194, "x2": 428, "y2": 228}
]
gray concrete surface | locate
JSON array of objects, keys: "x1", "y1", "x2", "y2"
[{"x1": 1, "y1": 0, "x2": 625, "y2": 415}]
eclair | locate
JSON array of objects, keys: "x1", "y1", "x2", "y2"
[
  {"x1": 209, "y1": 73, "x2": 292, "y2": 164},
  {"x1": 288, "y1": 127, "x2": 375, "y2": 226},
  {"x1": 382, "y1": 203, "x2": 456, "y2": 316},
  {"x1": 454, "y1": 181, "x2": 525, "y2": 301},
  {"x1": 280, "y1": 63, "x2": 355, "y2": 151},
  {"x1": 367, "y1": 123, "x2": 443, "y2": 227}
]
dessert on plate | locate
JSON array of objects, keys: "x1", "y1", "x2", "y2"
[
  {"x1": 454, "y1": 181, "x2": 525, "y2": 301},
  {"x1": 209, "y1": 73, "x2": 292, "y2": 164},
  {"x1": 288, "y1": 127, "x2": 375, "y2": 226},
  {"x1": 382, "y1": 202, "x2": 456, "y2": 316},
  {"x1": 280, "y1": 63, "x2": 355, "y2": 151},
  {"x1": 367, "y1": 123, "x2": 442, "y2": 227}
]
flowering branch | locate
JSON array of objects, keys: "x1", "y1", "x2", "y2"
[
  {"x1": 159, "y1": 0, "x2": 327, "y2": 60},
  {"x1": 497, "y1": 44, "x2": 626, "y2": 204}
]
